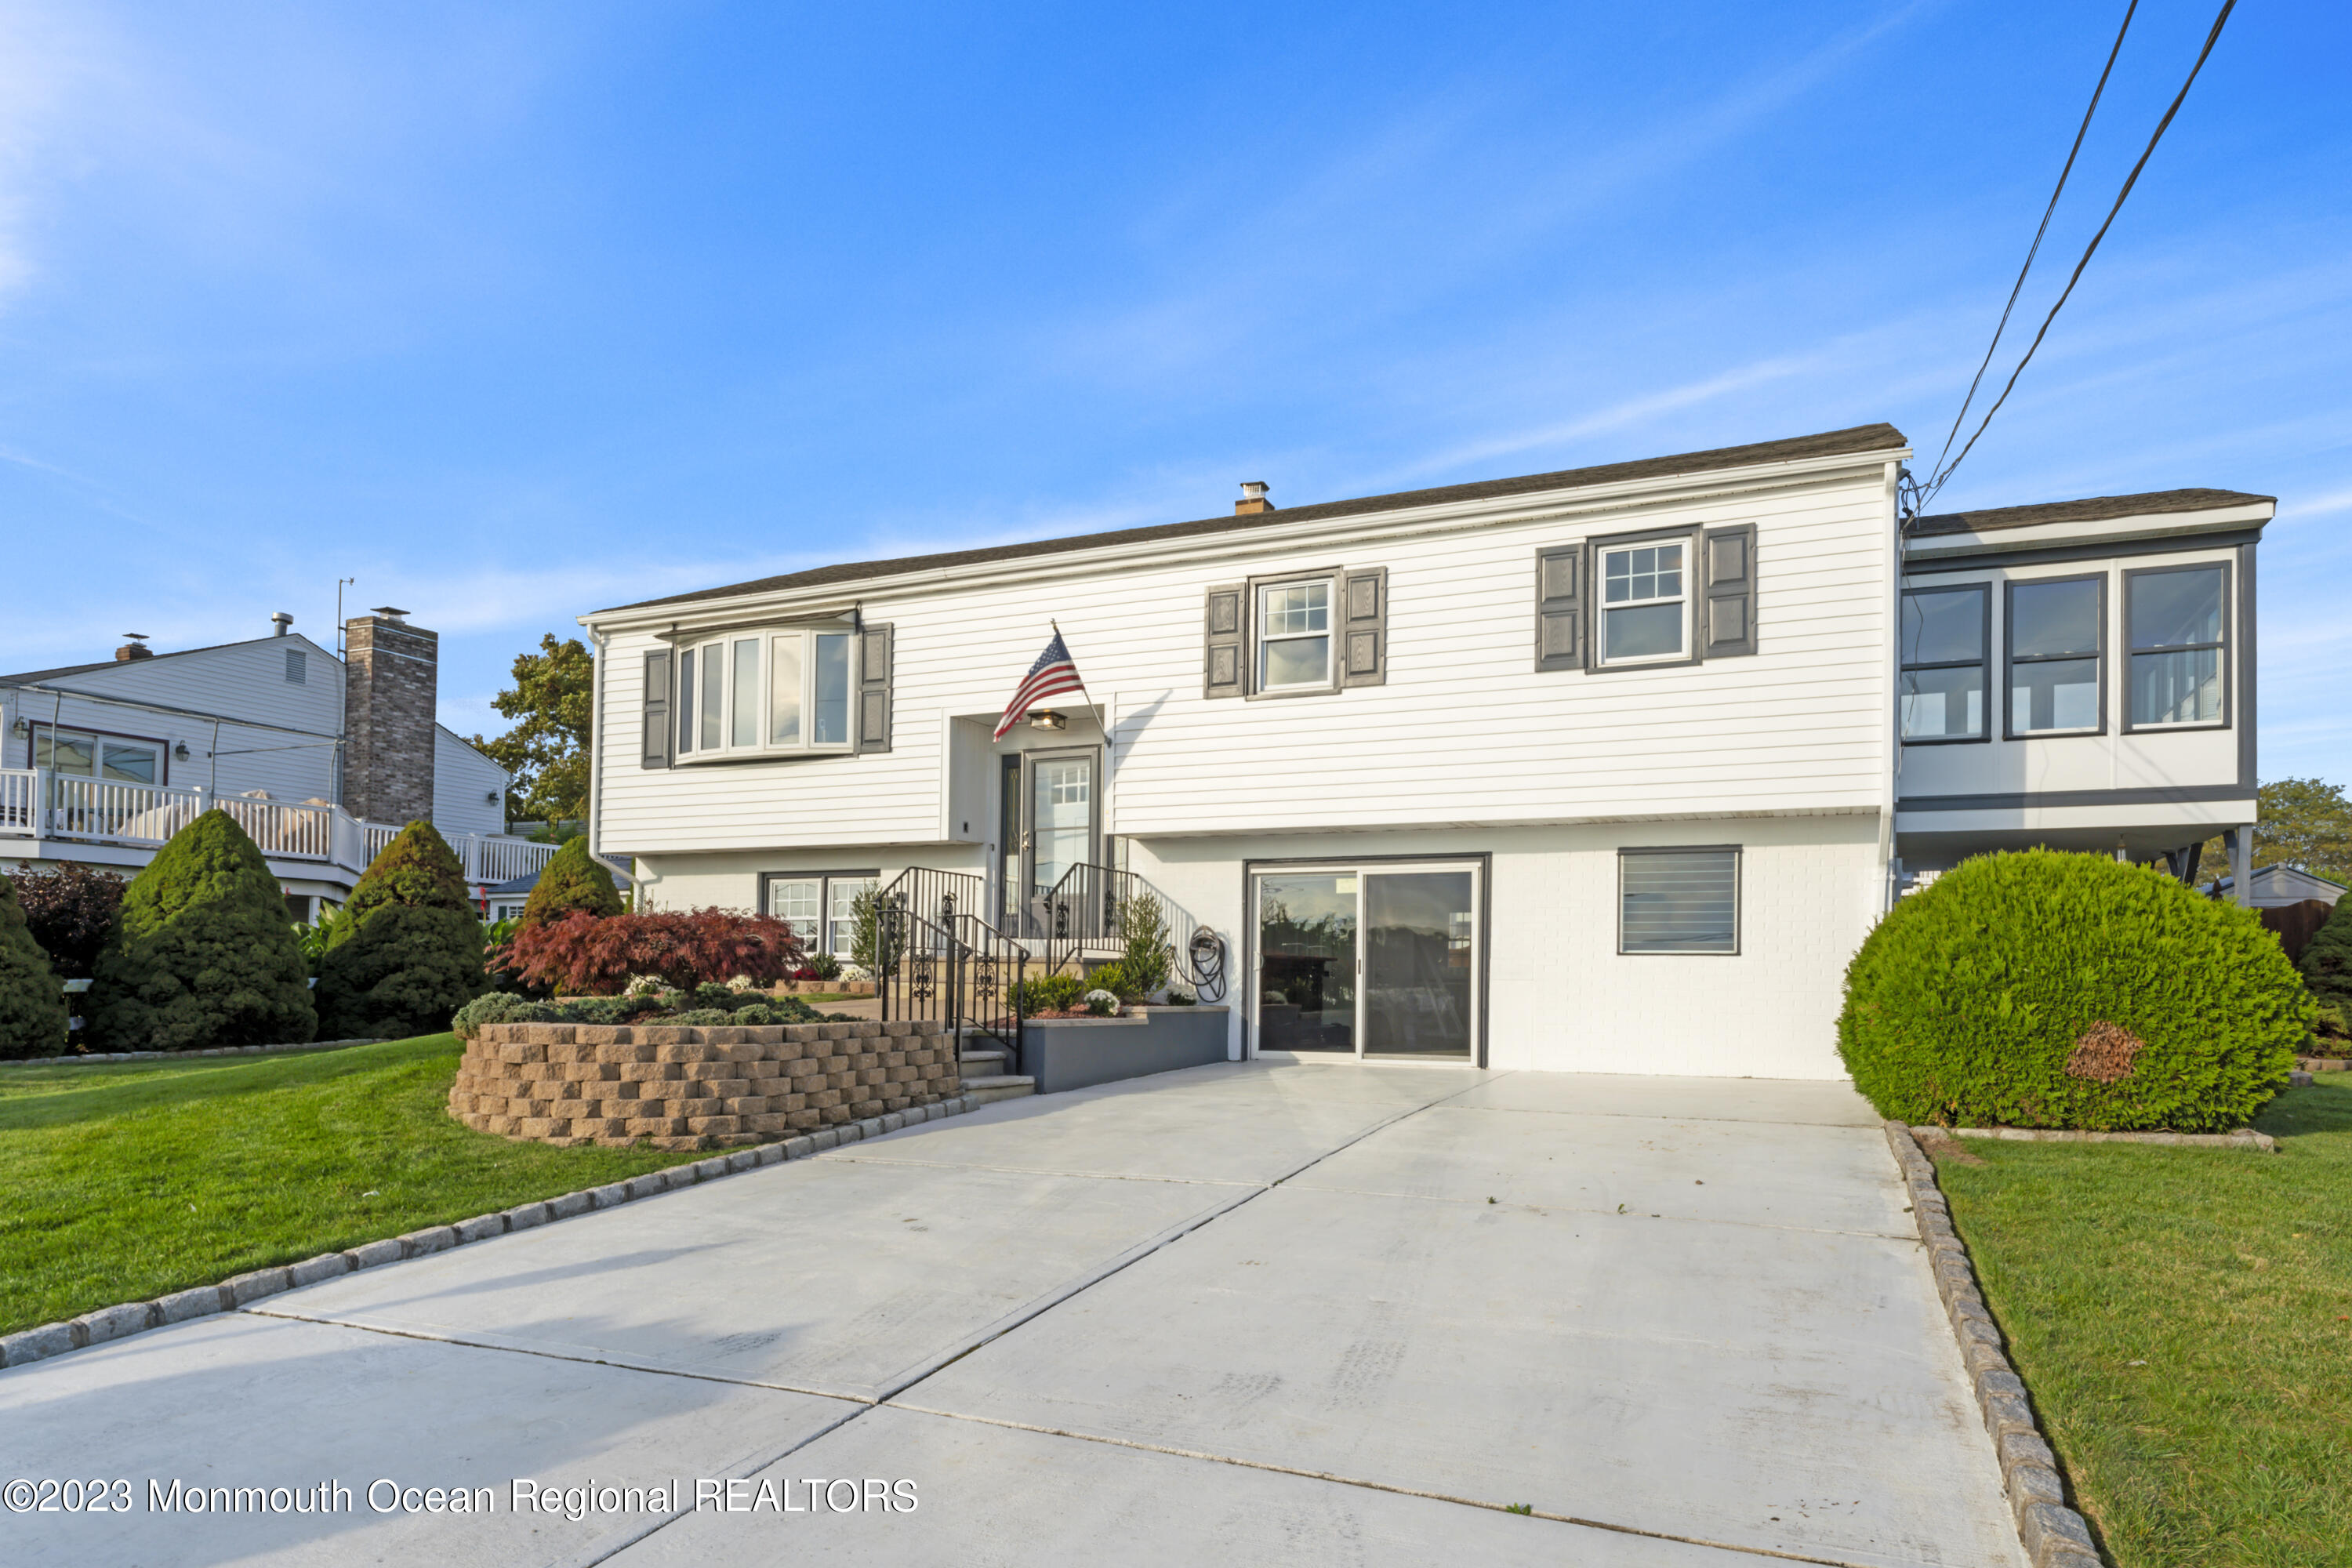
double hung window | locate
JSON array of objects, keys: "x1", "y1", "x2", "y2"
[
  {"x1": 1257, "y1": 581, "x2": 1332, "y2": 691},
  {"x1": 764, "y1": 873, "x2": 878, "y2": 960},
  {"x1": 2126, "y1": 566, "x2": 2227, "y2": 728},
  {"x1": 2006, "y1": 576, "x2": 2104, "y2": 735},
  {"x1": 1600, "y1": 541, "x2": 1688, "y2": 663},
  {"x1": 677, "y1": 629, "x2": 855, "y2": 760},
  {"x1": 1618, "y1": 848, "x2": 1740, "y2": 955},
  {"x1": 1900, "y1": 586, "x2": 1988, "y2": 742}
]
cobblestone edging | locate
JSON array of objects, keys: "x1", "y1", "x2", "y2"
[
  {"x1": 1884, "y1": 1120, "x2": 2103, "y2": 1568},
  {"x1": 1923, "y1": 1124, "x2": 2277, "y2": 1152},
  {"x1": 0, "y1": 1038, "x2": 389, "y2": 1069},
  {"x1": 0, "y1": 1092, "x2": 986, "y2": 1374}
]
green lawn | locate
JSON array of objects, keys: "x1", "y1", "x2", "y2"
[
  {"x1": 1936, "y1": 1080, "x2": 2352, "y2": 1568},
  {"x1": 0, "y1": 1036, "x2": 705, "y2": 1337}
]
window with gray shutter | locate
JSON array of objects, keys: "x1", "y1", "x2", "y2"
[
  {"x1": 856, "y1": 623, "x2": 893, "y2": 753},
  {"x1": 1534, "y1": 544, "x2": 1586, "y2": 672},
  {"x1": 641, "y1": 648, "x2": 673, "y2": 769},
  {"x1": 1618, "y1": 847, "x2": 1740, "y2": 954},
  {"x1": 1701, "y1": 524, "x2": 1757, "y2": 659},
  {"x1": 1204, "y1": 584, "x2": 1244, "y2": 697},
  {"x1": 1340, "y1": 568, "x2": 1387, "y2": 686}
]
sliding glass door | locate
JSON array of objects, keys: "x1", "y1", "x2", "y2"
[{"x1": 1252, "y1": 862, "x2": 1479, "y2": 1062}]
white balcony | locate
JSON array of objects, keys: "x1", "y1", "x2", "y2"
[{"x1": 0, "y1": 768, "x2": 557, "y2": 889}]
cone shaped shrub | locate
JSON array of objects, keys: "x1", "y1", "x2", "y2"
[
  {"x1": 0, "y1": 873, "x2": 70, "y2": 1059},
  {"x1": 521, "y1": 835, "x2": 622, "y2": 927},
  {"x1": 2296, "y1": 892, "x2": 2352, "y2": 1018},
  {"x1": 1838, "y1": 850, "x2": 2307, "y2": 1131},
  {"x1": 85, "y1": 810, "x2": 315, "y2": 1051},
  {"x1": 317, "y1": 821, "x2": 488, "y2": 1040}
]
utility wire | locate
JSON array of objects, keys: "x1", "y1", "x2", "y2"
[
  {"x1": 1922, "y1": 2, "x2": 2140, "y2": 497},
  {"x1": 1918, "y1": 0, "x2": 2238, "y2": 514}
]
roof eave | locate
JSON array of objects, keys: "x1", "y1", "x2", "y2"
[{"x1": 1903, "y1": 499, "x2": 2274, "y2": 562}]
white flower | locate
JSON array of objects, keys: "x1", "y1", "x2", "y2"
[{"x1": 1082, "y1": 989, "x2": 1121, "y2": 1017}]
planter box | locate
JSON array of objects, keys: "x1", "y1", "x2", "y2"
[{"x1": 1022, "y1": 1006, "x2": 1232, "y2": 1095}]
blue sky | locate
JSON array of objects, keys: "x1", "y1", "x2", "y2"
[{"x1": 2, "y1": 1, "x2": 2346, "y2": 775}]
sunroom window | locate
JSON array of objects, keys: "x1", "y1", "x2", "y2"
[
  {"x1": 1258, "y1": 581, "x2": 1332, "y2": 691},
  {"x1": 1900, "y1": 586, "x2": 1987, "y2": 742},
  {"x1": 677, "y1": 629, "x2": 856, "y2": 760},
  {"x1": 1600, "y1": 542, "x2": 1687, "y2": 663},
  {"x1": 2007, "y1": 577, "x2": 2103, "y2": 735},
  {"x1": 2127, "y1": 566, "x2": 2226, "y2": 728}
]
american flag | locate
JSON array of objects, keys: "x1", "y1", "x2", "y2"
[{"x1": 993, "y1": 628, "x2": 1087, "y2": 740}]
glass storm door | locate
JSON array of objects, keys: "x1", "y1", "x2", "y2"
[
  {"x1": 1253, "y1": 863, "x2": 1479, "y2": 1061},
  {"x1": 1022, "y1": 750, "x2": 1097, "y2": 919}
]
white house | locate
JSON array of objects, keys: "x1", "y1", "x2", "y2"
[
  {"x1": 575, "y1": 423, "x2": 2269, "y2": 1078},
  {"x1": 2, "y1": 611, "x2": 556, "y2": 917}
]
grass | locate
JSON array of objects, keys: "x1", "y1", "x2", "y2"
[
  {"x1": 1934, "y1": 1080, "x2": 2352, "y2": 1567},
  {"x1": 0, "y1": 1035, "x2": 706, "y2": 1337}
]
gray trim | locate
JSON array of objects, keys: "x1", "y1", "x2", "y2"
[
  {"x1": 1899, "y1": 582, "x2": 1991, "y2": 747},
  {"x1": 1243, "y1": 567, "x2": 1346, "y2": 701},
  {"x1": 1589, "y1": 524, "x2": 1704, "y2": 673},
  {"x1": 856, "y1": 623, "x2": 893, "y2": 754},
  {"x1": 640, "y1": 648, "x2": 672, "y2": 770},
  {"x1": 1340, "y1": 566, "x2": 1388, "y2": 687},
  {"x1": 1700, "y1": 522, "x2": 1757, "y2": 659},
  {"x1": 1533, "y1": 542, "x2": 1586, "y2": 673},
  {"x1": 1239, "y1": 852, "x2": 1491, "y2": 1069},
  {"x1": 1203, "y1": 583, "x2": 1244, "y2": 699},
  {"x1": 2118, "y1": 561, "x2": 2229, "y2": 736},
  {"x1": 1898, "y1": 783, "x2": 2258, "y2": 811},
  {"x1": 1903, "y1": 526, "x2": 2264, "y2": 575},
  {"x1": 2002, "y1": 572, "x2": 2107, "y2": 741},
  {"x1": 2239, "y1": 543, "x2": 2257, "y2": 790},
  {"x1": 1614, "y1": 844, "x2": 1741, "y2": 956}
]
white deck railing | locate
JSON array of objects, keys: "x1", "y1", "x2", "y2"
[{"x1": 0, "y1": 768, "x2": 558, "y2": 888}]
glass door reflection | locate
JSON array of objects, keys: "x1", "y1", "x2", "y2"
[
  {"x1": 1256, "y1": 873, "x2": 1358, "y2": 1052},
  {"x1": 1361, "y1": 870, "x2": 1475, "y2": 1058}
]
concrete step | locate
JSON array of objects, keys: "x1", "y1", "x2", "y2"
[
  {"x1": 959, "y1": 1047, "x2": 1009, "y2": 1074},
  {"x1": 961, "y1": 1074, "x2": 1036, "y2": 1104}
]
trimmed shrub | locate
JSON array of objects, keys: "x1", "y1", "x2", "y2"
[
  {"x1": 7, "y1": 862, "x2": 127, "y2": 979},
  {"x1": 85, "y1": 810, "x2": 315, "y2": 1051},
  {"x1": 2297, "y1": 894, "x2": 2352, "y2": 1020},
  {"x1": 0, "y1": 873, "x2": 69, "y2": 1059},
  {"x1": 317, "y1": 822, "x2": 491, "y2": 1041},
  {"x1": 448, "y1": 985, "x2": 831, "y2": 1037},
  {"x1": 1839, "y1": 851, "x2": 2307, "y2": 1131},
  {"x1": 521, "y1": 836, "x2": 622, "y2": 927},
  {"x1": 1011, "y1": 974, "x2": 1085, "y2": 1014},
  {"x1": 499, "y1": 909, "x2": 802, "y2": 995},
  {"x1": 1116, "y1": 889, "x2": 1171, "y2": 998}
]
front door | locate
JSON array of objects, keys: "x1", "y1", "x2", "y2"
[
  {"x1": 1018, "y1": 748, "x2": 1098, "y2": 935},
  {"x1": 1252, "y1": 862, "x2": 1479, "y2": 1062}
]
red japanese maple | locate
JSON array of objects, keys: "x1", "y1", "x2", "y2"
[{"x1": 495, "y1": 909, "x2": 802, "y2": 995}]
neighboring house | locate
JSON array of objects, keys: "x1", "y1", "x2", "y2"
[
  {"x1": 575, "y1": 423, "x2": 2270, "y2": 1079},
  {"x1": 2205, "y1": 863, "x2": 2347, "y2": 909},
  {"x1": 2, "y1": 610, "x2": 556, "y2": 917}
]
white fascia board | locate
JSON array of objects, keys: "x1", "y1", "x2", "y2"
[
  {"x1": 582, "y1": 444, "x2": 1912, "y2": 637},
  {"x1": 1902, "y1": 500, "x2": 2274, "y2": 562}
]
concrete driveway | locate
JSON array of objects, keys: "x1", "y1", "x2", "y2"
[{"x1": 0, "y1": 1064, "x2": 2023, "y2": 1567}]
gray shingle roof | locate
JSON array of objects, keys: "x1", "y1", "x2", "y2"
[
  {"x1": 1905, "y1": 488, "x2": 2272, "y2": 539},
  {"x1": 601, "y1": 422, "x2": 1911, "y2": 615}
]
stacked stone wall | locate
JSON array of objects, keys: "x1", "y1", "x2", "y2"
[{"x1": 449, "y1": 1019, "x2": 960, "y2": 1150}]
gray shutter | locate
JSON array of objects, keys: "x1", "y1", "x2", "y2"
[
  {"x1": 1204, "y1": 584, "x2": 1245, "y2": 697},
  {"x1": 1341, "y1": 568, "x2": 1387, "y2": 686},
  {"x1": 641, "y1": 649, "x2": 672, "y2": 769},
  {"x1": 1534, "y1": 544, "x2": 1586, "y2": 673},
  {"x1": 857, "y1": 624, "x2": 893, "y2": 753},
  {"x1": 1701, "y1": 524, "x2": 1757, "y2": 658}
]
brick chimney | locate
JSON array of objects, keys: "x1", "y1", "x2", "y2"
[
  {"x1": 114, "y1": 633, "x2": 154, "y2": 662},
  {"x1": 1235, "y1": 481, "x2": 1272, "y2": 516},
  {"x1": 342, "y1": 608, "x2": 437, "y2": 826}
]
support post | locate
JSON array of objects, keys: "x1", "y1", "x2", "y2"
[{"x1": 2227, "y1": 826, "x2": 2254, "y2": 907}]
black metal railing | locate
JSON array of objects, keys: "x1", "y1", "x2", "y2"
[
  {"x1": 876, "y1": 865, "x2": 991, "y2": 933},
  {"x1": 1035, "y1": 862, "x2": 1228, "y2": 1003},
  {"x1": 873, "y1": 890, "x2": 1035, "y2": 1073}
]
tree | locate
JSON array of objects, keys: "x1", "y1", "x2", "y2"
[
  {"x1": 85, "y1": 810, "x2": 316, "y2": 1051},
  {"x1": 2299, "y1": 894, "x2": 2352, "y2": 1018},
  {"x1": 0, "y1": 873, "x2": 69, "y2": 1059},
  {"x1": 6, "y1": 862, "x2": 128, "y2": 979},
  {"x1": 316, "y1": 821, "x2": 490, "y2": 1040},
  {"x1": 472, "y1": 634, "x2": 594, "y2": 826},
  {"x1": 500, "y1": 909, "x2": 801, "y2": 995},
  {"x1": 2196, "y1": 779, "x2": 2352, "y2": 888},
  {"x1": 521, "y1": 835, "x2": 623, "y2": 927}
]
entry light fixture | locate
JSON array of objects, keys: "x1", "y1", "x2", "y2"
[
  {"x1": 485, "y1": 790, "x2": 499, "y2": 803},
  {"x1": 1027, "y1": 710, "x2": 1068, "y2": 731},
  {"x1": 174, "y1": 742, "x2": 191, "y2": 760}
]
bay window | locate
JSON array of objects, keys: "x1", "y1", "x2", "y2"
[{"x1": 676, "y1": 628, "x2": 857, "y2": 760}]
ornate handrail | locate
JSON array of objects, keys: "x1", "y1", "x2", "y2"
[
  {"x1": 1036, "y1": 862, "x2": 1228, "y2": 1002},
  {"x1": 874, "y1": 896, "x2": 1033, "y2": 1069}
]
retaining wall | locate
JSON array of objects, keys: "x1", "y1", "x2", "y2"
[{"x1": 450, "y1": 1019, "x2": 959, "y2": 1151}]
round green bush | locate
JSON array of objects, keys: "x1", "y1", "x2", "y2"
[
  {"x1": 2296, "y1": 893, "x2": 2352, "y2": 1021},
  {"x1": 1838, "y1": 850, "x2": 2307, "y2": 1131},
  {"x1": 521, "y1": 835, "x2": 623, "y2": 927},
  {"x1": 0, "y1": 873, "x2": 69, "y2": 1059},
  {"x1": 318, "y1": 822, "x2": 489, "y2": 1040},
  {"x1": 85, "y1": 810, "x2": 316, "y2": 1051}
]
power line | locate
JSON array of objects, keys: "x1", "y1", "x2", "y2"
[
  {"x1": 1915, "y1": 0, "x2": 2238, "y2": 515},
  {"x1": 1922, "y1": 2, "x2": 2140, "y2": 498}
]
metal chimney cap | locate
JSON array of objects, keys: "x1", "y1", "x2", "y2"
[
  {"x1": 122, "y1": 633, "x2": 149, "y2": 641},
  {"x1": 369, "y1": 606, "x2": 411, "y2": 622},
  {"x1": 1240, "y1": 481, "x2": 1269, "y2": 499},
  {"x1": 270, "y1": 612, "x2": 294, "y2": 635}
]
